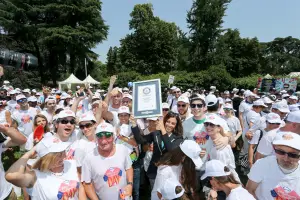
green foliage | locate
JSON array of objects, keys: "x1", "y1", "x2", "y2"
[{"x1": 234, "y1": 74, "x2": 262, "y2": 90}]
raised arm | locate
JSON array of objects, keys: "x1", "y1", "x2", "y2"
[
  {"x1": 0, "y1": 125, "x2": 27, "y2": 148},
  {"x1": 104, "y1": 75, "x2": 117, "y2": 105}
]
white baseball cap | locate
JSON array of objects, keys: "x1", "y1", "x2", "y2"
[
  {"x1": 218, "y1": 97, "x2": 224, "y2": 105},
  {"x1": 266, "y1": 113, "x2": 282, "y2": 124},
  {"x1": 122, "y1": 93, "x2": 132, "y2": 100},
  {"x1": 117, "y1": 106, "x2": 130, "y2": 114},
  {"x1": 281, "y1": 90, "x2": 287, "y2": 94},
  {"x1": 162, "y1": 103, "x2": 169, "y2": 109},
  {"x1": 157, "y1": 178, "x2": 185, "y2": 200},
  {"x1": 36, "y1": 136, "x2": 71, "y2": 158},
  {"x1": 55, "y1": 90, "x2": 62, "y2": 94},
  {"x1": 205, "y1": 114, "x2": 223, "y2": 126},
  {"x1": 276, "y1": 101, "x2": 290, "y2": 113},
  {"x1": 273, "y1": 132, "x2": 300, "y2": 151},
  {"x1": 177, "y1": 95, "x2": 189, "y2": 104},
  {"x1": 27, "y1": 96, "x2": 38, "y2": 102},
  {"x1": 244, "y1": 90, "x2": 255, "y2": 98},
  {"x1": 96, "y1": 122, "x2": 114, "y2": 133},
  {"x1": 225, "y1": 98, "x2": 232, "y2": 103},
  {"x1": 16, "y1": 94, "x2": 26, "y2": 101},
  {"x1": 57, "y1": 110, "x2": 75, "y2": 119},
  {"x1": 92, "y1": 95, "x2": 101, "y2": 100},
  {"x1": 223, "y1": 103, "x2": 233, "y2": 110},
  {"x1": 286, "y1": 110, "x2": 300, "y2": 123},
  {"x1": 31, "y1": 89, "x2": 37, "y2": 93},
  {"x1": 263, "y1": 97, "x2": 274, "y2": 104},
  {"x1": 179, "y1": 140, "x2": 203, "y2": 169},
  {"x1": 205, "y1": 94, "x2": 218, "y2": 107},
  {"x1": 22, "y1": 88, "x2": 30, "y2": 93},
  {"x1": 79, "y1": 112, "x2": 96, "y2": 123},
  {"x1": 253, "y1": 99, "x2": 267, "y2": 107},
  {"x1": 9, "y1": 90, "x2": 17, "y2": 95},
  {"x1": 122, "y1": 87, "x2": 129, "y2": 91},
  {"x1": 35, "y1": 92, "x2": 41, "y2": 96},
  {"x1": 282, "y1": 94, "x2": 290, "y2": 99},
  {"x1": 289, "y1": 96, "x2": 298, "y2": 101},
  {"x1": 45, "y1": 96, "x2": 56, "y2": 103},
  {"x1": 201, "y1": 160, "x2": 231, "y2": 180},
  {"x1": 224, "y1": 91, "x2": 229, "y2": 95},
  {"x1": 170, "y1": 86, "x2": 177, "y2": 90},
  {"x1": 289, "y1": 104, "x2": 300, "y2": 112},
  {"x1": 3, "y1": 80, "x2": 10, "y2": 85},
  {"x1": 147, "y1": 117, "x2": 158, "y2": 121}
]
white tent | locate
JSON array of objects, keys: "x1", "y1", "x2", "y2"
[
  {"x1": 264, "y1": 74, "x2": 272, "y2": 79},
  {"x1": 288, "y1": 72, "x2": 300, "y2": 77},
  {"x1": 58, "y1": 73, "x2": 83, "y2": 90},
  {"x1": 82, "y1": 74, "x2": 100, "y2": 84}
]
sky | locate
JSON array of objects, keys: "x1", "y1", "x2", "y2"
[{"x1": 94, "y1": 0, "x2": 300, "y2": 62}]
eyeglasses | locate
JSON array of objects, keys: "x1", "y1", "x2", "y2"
[
  {"x1": 118, "y1": 114, "x2": 129, "y2": 117},
  {"x1": 162, "y1": 108, "x2": 169, "y2": 112},
  {"x1": 274, "y1": 148, "x2": 300, "y2": 159},
  {"x1": 173, "y1": 91, "x2": 181, "y2": 94},
  {"x1": 267, "y1": 122, "x2": 281, "y2": 125},
  {"x1": 96, "y1": 132, "x2": 113, "y2": 138},
  {"x1": 79, "y1": 123, "x2": 94, "y2": 129},
  {"x1": 59, "y1": 118, "x2": 76, "y2": 125},
  {"x1": 177, "y1": 104, "x2": 186, "y2": 108},
  {"x1": 204, "y1": 122, "x2": 216, "y2": 128},
  {"x1": 47, "y1": 103, "x2": 56, "y2": 105},
  {"x1": 191, "y1": 103, "x2": 203, "y2": 109},
  {"x1": 17, "y1": 98, "x2": 27, "y2": 103},
  {"x1": 223, "y1": 108, "x2": 232, "y2": 111}
]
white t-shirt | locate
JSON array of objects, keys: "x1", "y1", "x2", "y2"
[
  {"x1": 256, "y1": 130, "x2": 283, "y2": 157},
  {"x1": 40, "y1": 110, "x2": 53, "y2": 126},
  {"x1": 7, "y1": 100, "x2": 17, "y2": 111},
  {"x1": 248, "y1": 155, "x2": 300, "y2": 200},
  {"x1": 238, "y1": 101, "x2": 253, "y2": 116},
  {"x1": 12, "y1": 107, "x2": 37, "y2": 137},
  {"x1": 226, "y1": 185, "x2": 255, "y2": 200},
  {"x1": 74, "y1": 137, "x2": 96, "y2": 167},
  {"x1": 0, "y1": 143, "x2": 13, "y2": 200},
  {"x1": 151, "y1": 165, "x2": 182, "y2": 200},
  {"x1": 168, "y1": 98, "x2": 178, "y2": 113},
  {"x1": 81, "y1": 144, "x2": 132, "y2": 200},
  {"x1": 30, "y1": 161, "x2": 79, "y2": 200},
  {"x1": 223, "y1": 116, "x2": 242, "y2": 136}
]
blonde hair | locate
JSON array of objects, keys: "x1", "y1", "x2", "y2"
[{"x1": 32, "y1": 152, "x2": 64, "y2": 172}]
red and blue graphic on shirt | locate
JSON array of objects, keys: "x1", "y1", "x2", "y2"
[
  {"x1": 193, "y1": 131, "x2": 209, "y2": 144},
  {"x1": 271, "y1": 186, "x2": 300, "y2": 200},
  {"x1": 21, "y1": 115, "x2": 32, "y2": 123},
  {"x1": 57, "y1": 180, "x2": 79, "y2": 200},
  {"x1": 103, "y1": 167, "x2": 122, "y2": 187}
]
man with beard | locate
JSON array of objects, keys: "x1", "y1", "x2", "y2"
[{"x1": 177, "y1": 95, "x2": 192, "y2": 122}]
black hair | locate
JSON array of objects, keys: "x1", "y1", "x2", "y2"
[
  {"x1": 189, "y1": 94, "x2": 206, "y2": 106},
  {"x1": 207, "y1": 101, "x2": 219, "y2": 112}
]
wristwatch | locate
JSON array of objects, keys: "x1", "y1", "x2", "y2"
[{"x1": 128, "y1": 182, "x2": 133, "y2": 186}]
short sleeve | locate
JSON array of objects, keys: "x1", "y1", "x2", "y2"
[
  {"x1": 249, "y1": 112, "x2": 259, "y2": 124},
  {"x1": 74, "y1": 148, "x2": 85, "y2": 167},
  {"x1": 235, "y1": 118, "x2": 242, "y2": 131},
  {"x1": 124, "y1": 153, "x2": 133, "y2": 170},
  {"x1": 81, "y1": 157, "x2": 92, "y2": 183},
  {"x1": 247, "y1": 157, "x2": 265, "y2": 183},
  {"x1": 249, "y1": 130, "x2": 261, "y2": 144},
  {"x1": 239, "y1": 103, "x2": 245, "y2": 113},
  {"x1": 257, "y1": 136, "x2": 273, "y2": 156}
]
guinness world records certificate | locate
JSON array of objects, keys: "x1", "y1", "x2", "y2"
[{"x1": 132, "y1": 79, "x2": 162, "y2": 118}]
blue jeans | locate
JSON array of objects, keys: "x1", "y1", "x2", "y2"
[{"x1": 133, "y1": 166, "x2": 141, "y2": 200}]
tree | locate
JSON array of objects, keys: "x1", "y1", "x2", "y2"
[
  {"x1": 0, "y1": 0, "x2": 108, "y2": 85},
  {"x1": 187, "y1": 0, "x2": 231, "y2": 71},
  {"x1": 106, "y1": 46, "x2": 122, "y2": 75},
  {"x1": 119, "y1": 3, "x2": 179, "y2": 74}
]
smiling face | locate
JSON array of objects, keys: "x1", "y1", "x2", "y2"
[
  {"x1": 165, "y1": 117, "x2": 177, "y2": 133},
  {"x1": 49, "y1": 151, "x2": 66, "y2": 171},
  {"x1": 274, "y1": 145, "x2": 300, "y2": 170},
  {"x1": 96, "y1": 133, "x2": 114, "y2": 153},
  {"x1": 55, "y1": 117, "x2": 76, "y2": 141},
  {"x1": 79, "y1": 120, "x2": 96, "y2": 138},
  {"x1": 118, "y1": 113, "x2": 130, "y2": 125},
  {"x1": 36, "y1": 117, "x2": 47, "y2": 128},
  {"x1": 177, "y1": 102, "x2": 188, "y2": 115},
  {"x1": 111, "y1": 92, "x2": 122, "y2": 105},
  {"x1": 190, "y1": 100, "x2": 205, "y2": 117}
]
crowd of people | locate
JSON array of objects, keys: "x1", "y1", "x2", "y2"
[{"x1": 0, "y1": 76, "x2": 300, "y2": 200}]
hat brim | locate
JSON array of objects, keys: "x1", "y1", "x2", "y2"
[
  {"x1": 191, "y1": 156, "x2": 203, "y2": 170},
  {"x1": 201, "y1": 171, "x2": 231, "y2": 180},
  {"x1": 273, "y1": 141, "x2": 300, "y2": 151}
]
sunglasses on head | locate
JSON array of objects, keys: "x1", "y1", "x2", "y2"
[
  {"x1": 274, "y1": 148, "x2": 300, "y2": 159},
  {"x1": 17, "y1": 98, "x2": 27, "y2": 103},
  {"x1": 162, "y1": 108, "x2": 169, "y2": 112},
  {"x1": 96, "y1": 132, "x2": 113, "y2": 138},
  {"x1": 191, "y1": 103, "x2": 203, "y2": 109},
  {"x1": 177, "y1": 104, "x2": 186, "y2": 108},
  {"x1": 204, "y1": 122, "x2": 217, "y2": 128},
  {"x1": 60, "y1": 118, "x2": 76, "y2": 125},
  {"x1": 79, "y1": 122, "x2": 94, "y2": 129}
]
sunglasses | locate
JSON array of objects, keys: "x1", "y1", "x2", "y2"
[
  {"x1": 204, "y1": 122, "x2": 216, "y2": 128},
  {"x1": 17, "y1": 98, "x2": 27, "y2": 103},
  {"x1": 274, "y1": 148, "x2": 300, "y2": 159},
  {"x1": 173, "y1": 91, "x2": 181, "y2": 94},
  {"x1": 223, "y1": 108, "x2": 232, "y2": 111},
  {"x1": 79, "y1": 123, "x2": 94, "y2": 129},
  {"x1": 163, "y1": 108, "x2": 169, "y2": 112},
  {"x1": 191, "y1": 103, "x2": 203, "y2": 109},
  {"x1": 177, "y1": 104, "x2": 186, "y2": 108},
  {"x1": 96, "y1": 132, "x2": 113, "y2": 138},
  {"x1": 60, "y1": 118, "x2": 76, "y2": 125},
  {"x1": 267, "y1": 122, "x2": 281, "y2": 125}
]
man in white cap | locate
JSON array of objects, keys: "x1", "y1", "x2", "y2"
[
  {"x1": 7, "y1": 90, "x2": 17, "y2": 111},
  {"x1": 161, "y1": 102, "x2": 169, "y2": 118},
  {"x1": 27, "y1": 96, "x2": 41, "y2": 111},
  {"x1": 238, "y1": 90, "x2": 255, "y2": 131},
  {"x1": 41, "y1": 96, "x2": 56, "y2": 128},
  {"x1": 168, "y1": 87, "x2": 182, "y2": 113},
  {"x1": 121, "y1": 93, "x2": 132, "y2": 108},
  {"x1": 288, "y1": 96, "x2": 299, "y2": 110},
  {"x1": 22, "y1": 88, "x2": 31, "y2": 98},
  {"x1": 166, "y1": 86, "x2": 177, "y2": 103},
  {"x1": 177, "y1": 95, "x2": 192, "y2": 122},
  {"x1": 81, "y1": 122, "x2": 133, "y2": 200},
  {"x1": 11, "y1": 94, "x2": 38, "y2": 138},
  {"x1": 107, "y1": 87, "x2": 123, "y2": 113},
  {"x1": 246, "y1": 132, "x2": 300, "y2": 199}
]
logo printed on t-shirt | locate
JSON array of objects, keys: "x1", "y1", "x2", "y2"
[
  {"x1": 21, "y1": 115, "x2": 32, "y2": 123},
  {"x1": 271, "y1": 185, "x2": 300, "y2": 199},
  {"x1": 65, "y1": 148, "x2": 75, "y2": 160},
  {"x1": 57, "y1": 180, "x2": 79, "y2": 200},
  {"x1": 193, "y1": 131, "x2": 209, "y2": 144},
  {"x1": 103, "y1": 167, "x2": 122, "y2": 187}
]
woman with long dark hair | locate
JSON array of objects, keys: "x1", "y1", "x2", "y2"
[
  {"x1": 151, "y1": 140, "x2": 202, "y2": 200},
  {"x1": 133, "y1": 111, "x2": 184, "y2": 189}
]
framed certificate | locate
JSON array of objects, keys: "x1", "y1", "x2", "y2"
[{"x1": 132, "y1": 79, "x2": 162, "y2": 119}]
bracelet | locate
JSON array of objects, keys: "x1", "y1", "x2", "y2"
[{"x1": 127, "y1": 182, "x2": 133, "y2": 186}]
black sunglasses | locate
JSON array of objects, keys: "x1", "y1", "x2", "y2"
[
  {"x1": 204, "y1": 122, "x2": 216, "y2": 128},
  {"x1": 79, "y1": 123, "x2": 94, "y2": 129},
  {"x1": 274, "y1": 148, "x2": 300, "y2": 159},
  {"x1": 60, "y1": 118, "x2": 76, "y2": 125},
  {"x1": 96, "y1": 132, "x2": 113, "y2": 138},
  {"x1": 173, "y1": 91, "x2": 181, "y2": 94},
  {"x1": 17, "y1": 98, "x2": 27, "y2": 103},
  {"x1": 191, "y1": 103, "x2": 203, "y2": 109},
  {"x1": 267, "y1": 122, "x2": 281, "y2": 125},
  {"x1": 177, "y1": 104, "x2": 186, "y2": 108},
  {"x1": 162, "y1": 108, "x2": 169, "y2": 112}
]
